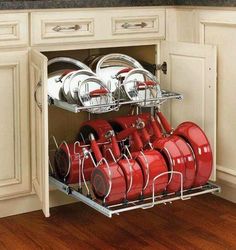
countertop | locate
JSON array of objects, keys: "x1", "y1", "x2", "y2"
[{"x1": 1, "y1": 0, "x2": 236, "y2": 10}]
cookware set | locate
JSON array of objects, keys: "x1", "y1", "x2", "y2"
[{"x1": 49, "y1": 54, "x2": 214, "y2": 207}]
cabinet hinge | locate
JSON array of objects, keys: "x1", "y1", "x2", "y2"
[{"x1": 156, "y1": 61, "x2": 167, "y2": 75}]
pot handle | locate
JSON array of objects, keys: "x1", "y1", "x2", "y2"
[
  {"x1": 156, "y1": 111, "x2": 172, "y2": 134},
  {"x1": 111, "y1": 134, "x2": 121, "y2": 159},
  {"x1": 116, "y1": 127, "x2": 136, "y2": 141},
  {"x1": 89, "y1": 134, "x2": 103, "y2": 162},
  {"x1": 136, "y1": 81, "x2": 157, "y2": 90},
  {"x1": 133, "y1": 130, "x2": 143, "y2": 151},
  {"x1": 135, "y1": 118, "x2": 151, "y2": 145},
  {"x1": 150, "y1": 116, "x2": 162, "y2": 139},
  {"x1": 141, "y1": 127, "x2": 150, "y2": 144},
  {"x1": 89, "y1": 88, "x2": 109, "y2": 97},
  {"x1": 115, "y1": 67, "x2": 133, "y2": 78}
]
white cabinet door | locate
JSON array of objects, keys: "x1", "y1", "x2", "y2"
[
  {"x1": 30, "y1": 49, "x2": 49, "y2": 217},
  {"x1": 0, "y1": 50, "x2": 31, "y2": 199},
  {"x1": 160, "y1": 41, "x2": 217, "y2": 181}
]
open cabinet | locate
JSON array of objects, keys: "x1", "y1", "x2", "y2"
[{"x1": 30, "y1": 41, "x2": 218, "y2": 217}]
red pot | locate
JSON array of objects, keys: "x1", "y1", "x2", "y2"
[
  {"x1": 156, "y1": 111, "x2": 212, "y2": 187},
  {"x1": 170, "y1": 136, "x2": 196, "y2": 189},
  {"x1": 148, "y1": 116, "x2": 186, "y2": 193},
  {"x1": 174, "y1": 122, "x2": 213, "y2": 187},
  {"x1": 79, "y1": 119, "x2": 113, "y2": 142},
  {"x1": 79, "y1": 119, "x2": 115, "y2": 161},
  {"x1": 90, "y1": 134, "x2": 126, "y2": 205},
  {"x1": 117, "y1": 127, "x2": 168, "y2": 197},
  {"x1": 54, "y1": 142, "x2": 94, "y2": 184},
  {"x1": 153, "y1": 113, "x2": 196, "y2": 189},
  {"x1": 132, "y1": 149, "x2": 168, "y2": 196},
  {"x1": 109, "y1": 132, "x2": 143, "y2": 201}
]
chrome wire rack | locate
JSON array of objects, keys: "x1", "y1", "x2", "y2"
[
  {"x1": 49, "y1": 90, "x2": 183, "y2": 113},
  {"x1": 49, "y1": 176, "x2": 220, "y2": 218}
]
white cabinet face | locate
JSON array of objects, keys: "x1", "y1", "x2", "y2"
[
  {"x1": 30, "y1": 49, "x2": 50, "y2": 217},
  {"x1": 198, "y1": 10, "x2": 236, "y2": 179},
  {"x1": 0, "y1": 50, "x2": 31, "y2": 199},
  {"x1": 160, "y1": 41, "x2": 217, "y2": 181}
]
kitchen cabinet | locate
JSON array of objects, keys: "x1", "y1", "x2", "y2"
[
  {"x1": 0, "y1": 13, "x2": 28, "y2": 48},
  {"x1": 30, "y1": 8, "x2": 165, "y2": 46},
  {"x1": 0, "y1": 6, "x2": 226, "y2": 218},
  {"x1": 166, "y1": 7, "x2": 236, "y2": 203},
  {"x1": 0, "y1": 50, "x2": 31, "y2": 200},
  {"x1": 31, "y1": 39, "x2": 216, "y2": 217}
]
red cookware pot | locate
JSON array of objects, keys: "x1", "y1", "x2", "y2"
[
  {"x1": 109, "y1": 113, "x2": 162, "y2": 150},
  {"x1": 112, "y1": 113, "x2": 162, "y2": 130},
  {"x1": 90, "y1": 134, "x2": 126, "y2": 205},
  {"x1": 78, "y1": 119, "x2": 113, "y2": 143},
  {"x1": 79, "y1": 119, "x2": 115, "y2": 161},
  {"x1": 148, "y1": 116, "x2": 186, "y2": 193},
  {"x1": 151, "y1": 115, "x2": 196, "y2": 189},
  {"x1": 117, "y1": 127, "x2": 168, "y2": 197},
  {"x1": 54, "y1": 141, "x2": 94, "y2": 184},
  {"x1": 107, "y1": 131, "x2": 143, "y2": 201},
  {"x1": 156, "y1": 111, "x2": 213, "y2": 187}
]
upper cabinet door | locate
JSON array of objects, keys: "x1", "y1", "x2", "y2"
[
  {"x1": 30, "y1": 49, "x2": 49, "y2": 217},
  {"x1": 0, "y1": 50, "x2": 31, "y2": 201},
  {"x1": 160, "y1": 41, "x2": 217, "y2": 181}
]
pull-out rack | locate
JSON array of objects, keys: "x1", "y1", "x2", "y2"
[
  {"x1": 50, "y1": 176, "x2": 220, "y2": 218},
  {"x1": 49, "y1": 90, "x2": 183, "y2": 113}
]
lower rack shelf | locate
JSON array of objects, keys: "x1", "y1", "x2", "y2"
[{"x1": 49, "y1": 176, "x2": 221, "y2": 218}]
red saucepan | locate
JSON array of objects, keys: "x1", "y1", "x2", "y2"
[
  {"x1": 106, "y1": 131, "x2": 144, "y2": 201},
  {"x1": 54, "y1": 141, "x2": 94, "y2": 184},
  {"x1": 142, "y1": 117, "x2": 186, "y2": 193},
  {"x1": 90, "y1": 134, "x2": 126, "y2": 205},
  {"x1": 149, "y1": 116, "x2": 196, "y2": 189},
  {"x1": 156, "y1": 111, "x2": 213, "y2": 187},
  {"x1": 116, "y1": 126, "x2": 168, "y2": 197},
  {"x1": 78, "y1": 119, "x2": 115, "y2": 161}
]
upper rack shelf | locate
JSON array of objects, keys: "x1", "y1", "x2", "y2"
[{"x1": 48, "y1": 90, "x2": 183, "y2": 113}]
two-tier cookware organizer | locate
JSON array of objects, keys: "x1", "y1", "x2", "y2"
[{"x1": 48, "y1": 54, "x2": 220, "y2": 218}]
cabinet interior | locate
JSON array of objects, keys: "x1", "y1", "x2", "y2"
[{"x1": 43, "y1": 45, "x2": 157, "y2": 149}]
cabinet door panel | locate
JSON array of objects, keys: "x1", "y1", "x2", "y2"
[
  {"x1": 30, "y1": 49, "x2": 49, "y2": 217},
  {"x1": 0, "y1": 50, "x2": 31, "y2": 199},
  {"x1": 161, "y1": 41, "x2": 217, "y2": 181}
]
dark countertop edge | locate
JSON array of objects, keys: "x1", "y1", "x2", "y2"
[
  {"x1": 0, "y1": 1, "x2": 174, "y2": 10},
  {"x1": 1, "y1": 1, "x2": 236, "y2": 10}
]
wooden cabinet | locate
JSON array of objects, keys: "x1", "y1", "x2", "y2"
[
  {"x1": 30, "y1": 8, "x2": 165, "y2": 47},
  {"x1": 0, "y1": 13, "x2": 28, "y2": 48},
  {"x1": 0, "y1": 50, "x2": 31, "y2": 200},
  {"x1": 0, "y1": 7, "x2": 224, "y2": 218},
  {"x1": 31, "y1": 40, "x2": 217, "y2": 217}
]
